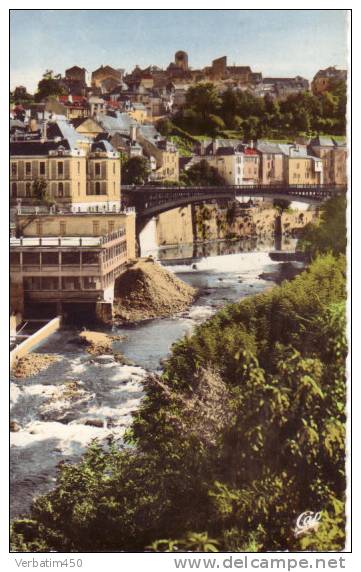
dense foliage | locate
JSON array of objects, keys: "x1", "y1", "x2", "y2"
[
  {"x1": 11, "y1": 198, "x2": 347, "y2": 553},
  {"x1": 121, "y1": 156, "x2": 150, "y2": 185},
  {"x1": 181, "y1": 159, "x2": 226, "y2": 187},
  {"x1": 299, "y1": 195, "x2": 347, "y2": 259},
  {"x1": 173, "y1": 81, "x2": 346, "y2": 138},
  {"x1": 34, "y1": 71, "x2": 66, "y2": 103}
]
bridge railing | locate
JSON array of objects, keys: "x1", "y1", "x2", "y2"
[{"x1": 124, "y1": 183, "x2": 346, "y2": 193}]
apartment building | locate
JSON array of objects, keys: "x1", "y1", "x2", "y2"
[
  {"x1": 10, "y1": 139, "x2": 87, "y2": 204},
  {"x1": 206, "y1": 147, "x2": 243, "y2": 185},
  {"x1": 282, "y1": 145, "x2": 323, "y2": 185},
  {"x1": 308, "y1": 136, "x2": 347, "y2": 185},
  {"x1": 137, "y1": 125, "x2": 179, "y2": 181},
  {"x1": 10, "y1": 138, "x2": 121, "y2": 211},
  {"x1": 205, "y1": 145, "x2": 260, "y2": 185},
  {"x1": 256, "y1": 142, "x2": 286, "y2": 184}
]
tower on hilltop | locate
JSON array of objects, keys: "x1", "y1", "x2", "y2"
[{"x1": 175, "y1": 51, "x2": 189, "y2": 71}]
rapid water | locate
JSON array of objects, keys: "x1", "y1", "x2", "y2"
[{"x1": 10, "y1": 237, "x2": 299, "y2": 517}]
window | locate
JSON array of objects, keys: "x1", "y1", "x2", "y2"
[
  {"x1": 59, "y1": 221, "x2": 66, "y2": 235},
  {"x1": 25, "y1": 162, "x2": 31, "y2": 175},
  {"x1": 39, "y1": 162, "x2": 46, "y2": 175},
  {"x1": 95, "y1": 163, "x2": 101, "y2": 176},
  {"x1": 83, "y1": 276, "x2": 97, "y2": 289},
  {"x1": 95, "y1": 182, "x2": 101, "y2": 195},
  {"x1": 10, "y1": 252, "x2": 20, "y2": 265},
  {"x1": 42, "y1": 252, "x2": 59, "y2": 265},
  {"x1": 113, "y1": 163, "x2": 115, "y2": 174},
  {"x1": 77, "y1": 161, "x2": 80, "y2": 175},
  {"x1": 23, "y1": 276, "x2": 41, "y2": 290},
  {"x1": 23, "y1": 252, "x2": 40, "y2": 265},
  {"x1": 82, "y1": 251, "x2": 99, "y2": 265},
  {"x1": 93, "y1": 221, "x2": 100, "y2": 235},
  {"x1": 62, "y1": 277, "x2": 81, "y2": 290},
  {"x1": 113, "y1": 182, "x2": 115, "y2": 194},
  {"x1": 11, "y1": 182, "x2": 17, "y2": 198},
  {"x1": 296, "y1": 163, "x2": 300, "y2": 169},
  {"x1": 108, "y1": 221, "x2": 115, "y2": 233},
  {"x1": 36, "y1": 221, "x2": 43, "y2": 236},
  {"x1": 25, "y1": 182, "x2": 31, "y2": 197},
  {"x1": 41, "y1": 277, "x2": 59, "y2": 290},
  {"x1": 58, "y1": 182, "x2": 64, "y2": 197},
  {"x1": 11, "y1": 163, "x2": 17, "y2": 176},
  {"x1": 57, "y1": 162, "x2": 64, "y2": 176},
  {"x1": 62, "y1": 252, "x2": 80, "y2": 265},
  {"x1": 78, "y1": 182, "x2": 80, "y2": 196}
]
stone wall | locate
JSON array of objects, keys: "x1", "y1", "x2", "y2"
[
  {"x1": 156, "y1": 206, "x2": 194, "y2": 246},
  {"x1": 154, "y1": 201, "x2": 318, "y2": 247},
  {"x1": 193, "y1": 202, "x2": 318, "y2": 242}
]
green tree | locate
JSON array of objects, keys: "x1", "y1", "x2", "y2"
[
  {"x1": 298, "y1": 195, "x2": 346, "y2": 258},
  {"x1": 156, "y1": 117, "x2": 174, "y2": 137},
  {"x1": 121, "y1": 156, "x2": 150, "y2": 185},
  {"x1": 185, "y1": 159, "x2": 225, "y2": 187},
  {"x1": 35, "y1": 70, "x2": 66, "y2": 102},
  {"x1": 205, "y1": 114, "x2": 225, "y2": 136},
  {"x1": 185, "y1": 82, "x2": 221, "y2": 120},
  {"x1": 32, "y1": 179, "x2": 48, "y2": 203}
]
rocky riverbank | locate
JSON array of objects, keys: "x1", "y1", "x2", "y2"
[
  {"x1": 11, "y1": 353, "x2": 59, "y2": 379},
  {"x1": 79, "y1": 330, "x2": 123, "y2": 355}
]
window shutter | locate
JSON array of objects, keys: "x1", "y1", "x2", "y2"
[
  {"x1": 65, "y1": 160, "x2": 70, "y2": 179},
  {"x1": 51, "y1": 182, "x2": 56, "y2": 197},
  {"x1": 18, "y1": 161, "x2": 24, "y2": 179},
  {"x1": 51, "y1": 161, "x2": 56, "y2": 179},
  {"x1": 101, "y1": 182, "x2": 107, "y2": 195},
  {"x1": 65, "y1": 182, "x2": 71, "y2": 197},
  {"x1": 101, "y1": 161, "x2": 107, "y2": 179},
  {"x1": 32, "y1": 160, "x2": 38, "y2": 178}
]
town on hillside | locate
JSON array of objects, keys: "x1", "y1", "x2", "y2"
[{"x1": 10, "y1": 52, "x2": 347, "y2": 325}]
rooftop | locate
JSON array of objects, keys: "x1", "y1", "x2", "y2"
[{"x1": 10, "y1": 139, "x2": 78, "y2": 157}]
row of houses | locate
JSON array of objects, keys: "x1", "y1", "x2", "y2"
[
  {"x1": 10, "y1": 109, "x2": 347, "y2": 212},
  {"x1": 183, "y1": 136, "x2": 346, "y2": 187}
]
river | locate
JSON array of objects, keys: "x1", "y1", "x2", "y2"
[{"x1": 10, "y1": 236, "x2": 301, "y2": 518}]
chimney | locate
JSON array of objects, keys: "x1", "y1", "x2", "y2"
[
  {"x1": 40, "y1": 118, "x2": 47, "y2": 140},
  {"x1": 130, "y1": 125, "x2": 138, "y2": 142}
]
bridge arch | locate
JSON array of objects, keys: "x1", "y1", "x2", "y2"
[{"x1": 123, "y1": 184, "x2": 346, "y2": 226}]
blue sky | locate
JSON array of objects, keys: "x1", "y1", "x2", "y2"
[{"x1": 10, "y1": 9, "x2": 348, "y2": 92}]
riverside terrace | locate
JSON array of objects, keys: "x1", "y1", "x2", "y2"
[{"x1": 10, "y1": 229, "x2": 128, "y2": 320}]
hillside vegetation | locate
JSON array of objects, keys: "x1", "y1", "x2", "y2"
[{"x1": 170, "y1": 81, "x2": 346, "y2": 139}]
